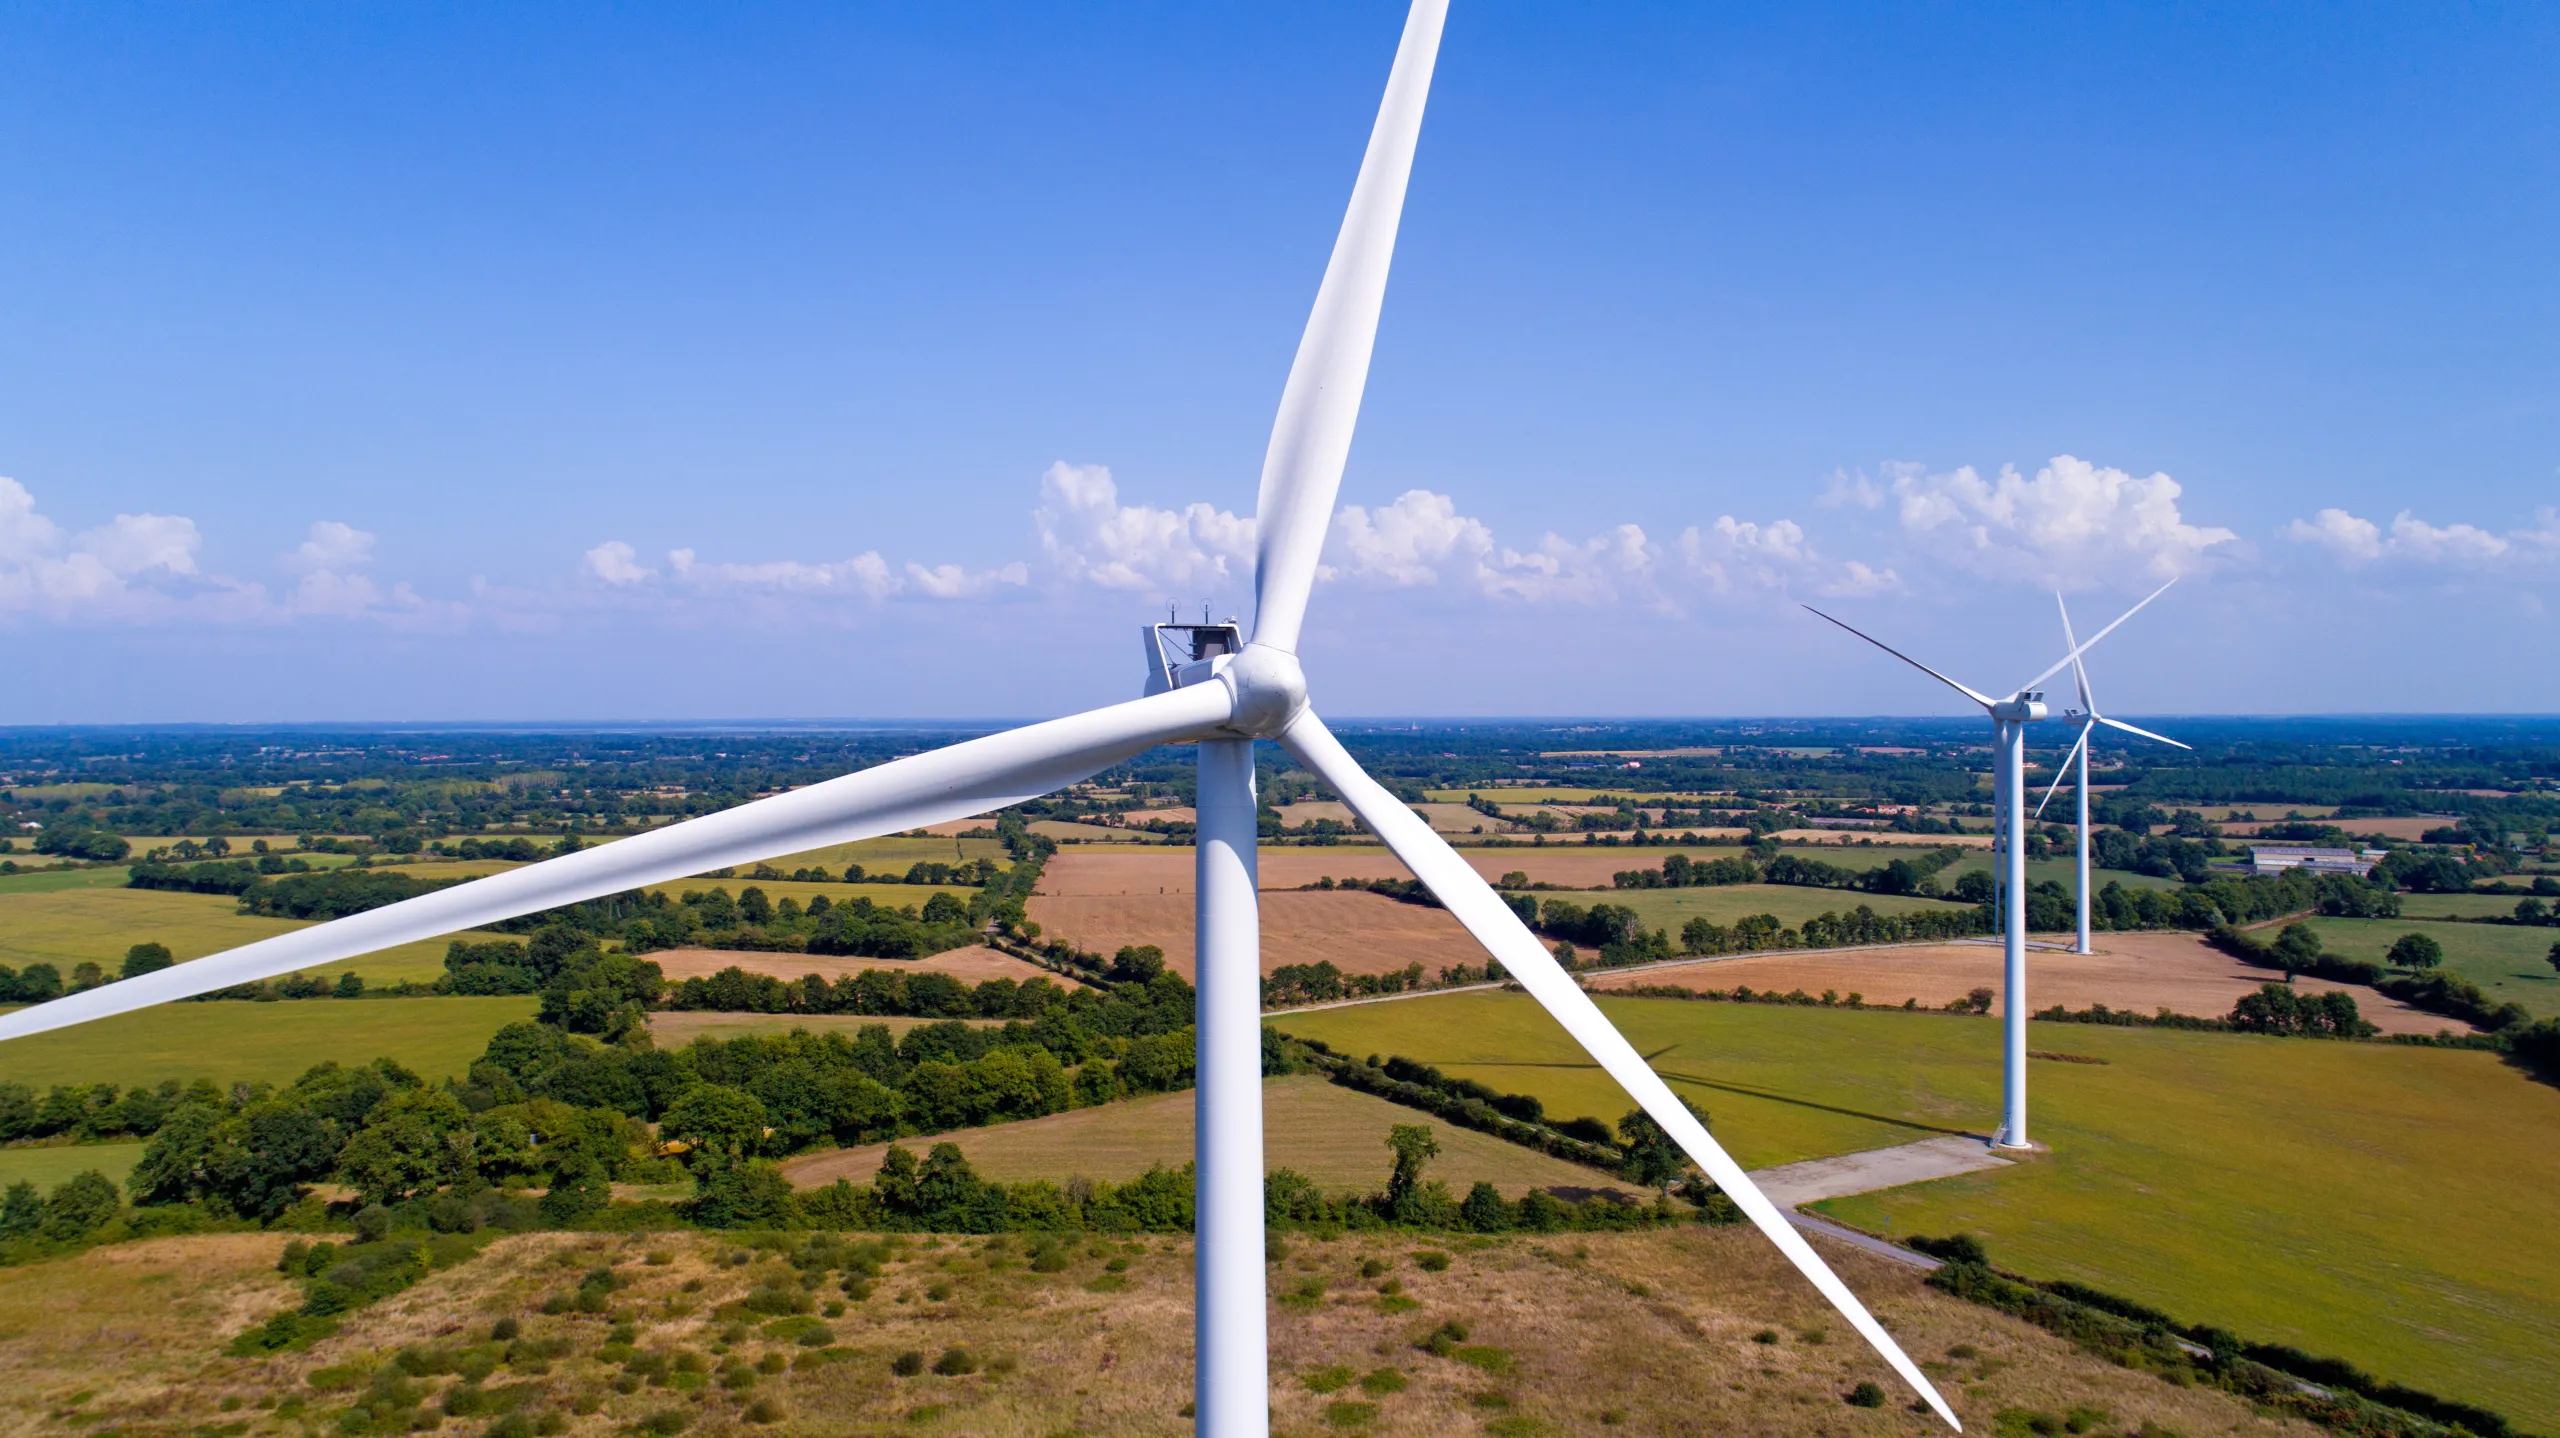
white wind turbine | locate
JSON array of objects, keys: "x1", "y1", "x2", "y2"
[
  {"x1": 1804, "y1": 586, "x2": 2168, "y2": 1153},
  {"x1": 2034, "y1": 588, "x2": 2190, "y2": 955},
  {"x1": 0, "y1": 6, "x2": 1964, "y2": 1429}
]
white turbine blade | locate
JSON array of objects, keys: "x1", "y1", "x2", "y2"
[
  {"x1": 2035, "y1": 727, "x2": 2089, "y2": 819},
  {"x1": 1279, "y1": 708, "x2": 1961, "y2": 1430},
  {"x1": 0, "y1": 683, "x2": 1237, "y2": 1044},
  {"x1": 2097, "y1": 714, "x2": 2191, "y2": 750},
  {"x1": 1802, "y1": 605, "x2": 1997, "y2": 711},
  {"x1": 2019, "y1": 577, "x2": 2174, "y2": 696},
  {"x1": 1249, "y1": 0, "x2": 1448, "y2": 654},
  {"x1": 2054, "y1": 592, "x2": 2092, "y2": 715}
]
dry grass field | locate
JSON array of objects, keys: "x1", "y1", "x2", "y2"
[
  {"x1": 1583, "y1": 931, "x2": 2476, "y2": 1036},
  {"x1": 780, "y1": 1074, "x2": 1632, "y2": 1198},
  {"x1": 1029, "y1": 890, "x2": 1482, "y2": 980},
  {"x1": 0, "y1": 1225, "x2": 2327, "y2": 1438},
  {"x1": 646, "y1": 946, "x2": 1068, "y2": 987}
]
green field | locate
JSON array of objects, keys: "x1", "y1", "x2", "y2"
[
  {"x1": 1549, "y1": 883, "x2": 1974, "y2": 932},
  {"x1": 0, "y1": 866, "x2": 133, "y2": 895},
  {"x1": 2405, "y1": 892, "x2": 2546, "y2": 920},
  {"x1": 0, "y1": 996, "x2": 535, "y2": 1089},
  {"x1": 1938, "y1": 853, "x2": 2185, "y2": 894},
  {"x1": 0, "y1": 887, "x2": 508, "y2": 987},
  {"x1": 641, "y1": 878, "x2": 977, "y2": 911},
  {"x1": 2299, "y1": 917, "x2": 2560, "y2": 1018},
  {"x1": 0, "y1": 1142, "x2": 145, "y2": 1193},
  {"x1": 767, "y1": 835, "x2": 1007, "y2": 871},
  {"x1": 1274, "y1": 992, "x2": 2560, "y2": 1428}
]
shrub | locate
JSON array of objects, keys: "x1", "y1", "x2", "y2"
[
  {"x1": 1360, "y1": 1368, "x2": 1408, "y2": 1395},
  {"x1": 933, "y1": 1347, "x2": 978, "y2": 1376},
  {"x1": 1908, "y1": 1233, "x2": 1987, "y2": 1265},
  {"x1": 890, "y1": 1351, "x2": 925, "y2": 1377},
  {"x1": 1846, "y1": 1382, "x2": 1887, "y2": 1408},
  {"x1": 1412, "y1": 1249, "x2": 1452, "y2": 1272}
]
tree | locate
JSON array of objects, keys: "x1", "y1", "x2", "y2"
[
  {"x1": 1384, "y1": 1124, "x2": 1440, "y2": 1217},
  {"x1": 1460, "y1": 1180, "x2": 1509, "y2": 1233},
  {"x1": 659, "y1": 1085, "x2": 768, "y2": 1170},
  {"x1": 1619, "y1": 1097, "x2": 1711, "y2": 1197},
  {"x1": 538, "y1": 1157, "x2": 610, "y2": 1226},
  {"x1": 0, "y1": 1181, "x2": 41, "y2": 1238},
  {"x1": 120, "y1": 943, "x2": 174, "y2": 980},
  {"x1": 335, "y1": 1088, "x2": 475, "y2": 1205},
  {"x1": 2386, "y1": 933, "x2": 2443, "y2": 970},
  {"x1": 2548, "y1": 940, "x2": 2560, "y2": 977},
  {"x1": 1108, "y1": 945, "x2": 1166, "y2": 983},
  {"x1": 40, "y1": 1170, "x2": 121, "y2": 1240}
]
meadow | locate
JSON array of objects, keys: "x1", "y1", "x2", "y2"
[
  {"x1": 1275, "y1": 992, "x2": 2560, "y2": 1428},
  {"x1": 0, "y1": 1227, "x2": 2317, "y2": 1438},
  {"x1": 0, "y1": 887, "x2": 513, "y2": 987},
  {"x1": 640, "y1": 879, "x2": 978, "y2": 911},
  {"x1": 0, "y1": 1139, "x2": 146, "y2": 1193},
  {"x1": 0, "y1": 865, "x2": 133, "y2": 895},
  {"x1": 2298, "y1": 916, "x2": 2560, "y2": 1018},
  {"x1": 781, "y1": 1074, "x2": 1628, "y2": 1199},
  {"x1": 766, "y1": 835, "x2": 1008, "y2": 871},
  {"x1": 0, "y1": 996, "x2": 535, "y2": 1089}
]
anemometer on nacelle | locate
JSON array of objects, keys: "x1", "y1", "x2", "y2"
[{"x1": 1141, "y1": 602, "x2": 1243, "y2": 697}]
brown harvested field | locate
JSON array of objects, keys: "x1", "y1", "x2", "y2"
[
  {"x1": 1027, "y1": 889, "x2": 1480, "y2": 980},
  {"x1": 782, "y1": 1074, "x2": 1631, "y2": 1199},
  {"x1": 1764, "y1": 828, "x2": 1994, "y2": 848},
  {"x1": 0, "y1": 1228, "x2": 2326, "y2": 1438},
  {"x1": 645, "y1": 1012, "x2": 1001, "y2": 1045},
  {"x1": 646, "y1": 945, "x2": 1074, "y2": 987},
  {"x1": 1583, "y1": 930, "x2": 2475, "y2": 1037},
  {"x1": 1037, "y1": 845, "x2": 1791, "y2": 896}
]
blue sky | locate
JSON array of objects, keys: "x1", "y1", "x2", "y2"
[{"x1": 3, "y1": 2, "x2": 2554, "y2": 723}]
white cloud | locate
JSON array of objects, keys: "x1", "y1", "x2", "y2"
[
  {"x1": 1678, "y1": 515, "x2": 1899, "y2": 598},
  {"x1": 2285, "y1": 506, "x2": 2559, "y2": 571},
  {"x1": 0, "y1": 478, "x2": 232, "y2": 621},
  {"x1": 1034, "y1": 461, "x2": 1254, "y2": 592},
  {"x1": 1885, "y1": 455, "x2": 2236, "y2": 588},
  {"x1": 75, "y1": 513, "x2": 200, "y2": 576},
  {"x1": 905, "y1": 560, "x2": 1029, "y2": 599},
  {"x1": 287, "y1": 520, "x2": 375, "y2": 574},
  {"x1": 1318, "y1": 490, "x2": 1673, "y2": 606},
  {"x1": 584, "y1": 541, "x2": 653, "y2": 585}
]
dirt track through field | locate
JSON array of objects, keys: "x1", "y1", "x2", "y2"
[{"x1": 1581, "y1": 930, "x2": 2475, "y2": 1036}]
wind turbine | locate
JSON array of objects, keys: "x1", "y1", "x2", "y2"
[
  {"x1": 0, "y1": 5, "x2": 1961, "y2": 1431},
  {"x1": 2035, "y1": 588, "x2": 2190, "y2": 954},
  {"x1": 1805, "y1": 586, "x2": 2167, "y2": 1152}
]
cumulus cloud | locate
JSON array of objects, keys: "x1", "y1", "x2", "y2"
[
  {"x1": 2285, "y1": 506, "x2": 2560, "y2": 572},
  {"x1": 1883, "y1": 455, "x2": 2236, "y2": 588},
  {"x1": 584, "y1": 541, "x2": 654, "y2": 585},
  {"x1": 1678, "y1": 515, "x2": 1899, "y2": 599},
  {"x1": 0, "y1": 478, "x2": 229, "y2": 621},
  {"x1": 1314, "y1": 490, "x2": 1678, "y2": 606},
  {"x1": 1034, "y1": 461, "x2": 1253, "y2": 592}
]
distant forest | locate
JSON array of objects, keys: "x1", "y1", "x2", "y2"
[{"x1": 1, "y1": 717, "x2": 2555, "y2": 847}]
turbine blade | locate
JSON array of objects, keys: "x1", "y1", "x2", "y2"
[
  {"x1": 1803, "y1": 606, "x2": 1997, "y2": 710},
  {"x1": 2098, "y1": 714, "x2": 2191, "y2": 750},
  {"x1": 2054, "y1": 592, "x2": 2092, "y2": 714},
  {"x1": 1279, "y1": 707, "x2": 1961, "y2": 1430},
  {"x1": 0, "y1": 683, "x2": 1238, "y2": 1045},
  {"x1": 2019, "y1": 577, "x2": 2174, "y2": 696},
  {"x1": 2035, "y1": 728, "x2": 2088, "y2": 820},
  {"x1": 1249, "y1": 0, "x2": 1449, "y2": 654}
]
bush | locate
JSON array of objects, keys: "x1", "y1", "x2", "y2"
[
  {"x1": 1908, "y1": 1232, "x2": 1987, "y2": 1265},
  {"x1": 1846, "y1": 1382, "x2": 1887, "y2": 1408},
  {"x1": 2386, "y1": 933, "x2": 2443, "y2": 970},
  {"x1": 891, "y1": 1351, "x2": 925, "y2": 1377},
  {"x1": 932, "y1": 1347, "x2": 978, "y2": 1376}
]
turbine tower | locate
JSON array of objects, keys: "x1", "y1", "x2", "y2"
[
  {"x1": 2035, "y1": 588, "x2": 2191, "y2": 954},
  {"x1": 0, "y1": 5, "x2": 1963, "y2": 1430},
  {"x1": 1805, "y1": 593, "x2": 2164, "y2": 1151}
]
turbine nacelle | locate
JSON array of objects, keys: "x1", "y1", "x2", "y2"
[
  {"x1": 1141, "y1": 621, "x2": 1306, "y2": 738},
  {"x1": 1991, "y1": 694, "x2": 2048, "y2": 723}
]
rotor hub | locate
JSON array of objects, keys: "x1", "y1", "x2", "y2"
[{"x1": 1219, "y1": 641, "x2": 1307, "y2": 738}]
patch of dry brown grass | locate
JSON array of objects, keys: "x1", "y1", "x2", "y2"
[{"x1": 0, "y1": 1226, "x2": 2327, "y2": 1438}]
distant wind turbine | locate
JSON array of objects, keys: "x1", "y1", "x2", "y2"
[
  {"x1": 1805, "y1": 586, "x2": 2167, "y2": 1151},
  {"x1": 2036, "y1": 588, "x2": 2191, "y2": 954},
  {"x1": 0, "y1": 5, "x2": 1961, "y2": 1430}
]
